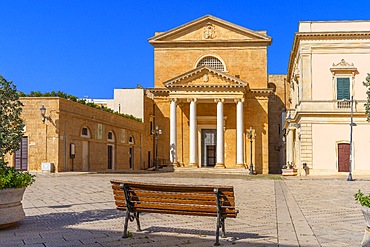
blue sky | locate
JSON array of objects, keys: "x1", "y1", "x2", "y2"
[{"x1": 1, "y1": 0, "x2": 370, "y2": 99}]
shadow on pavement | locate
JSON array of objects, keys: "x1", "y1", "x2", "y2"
[{"x1": 0, "y1": 208, "x2": 291, "y2": 246}]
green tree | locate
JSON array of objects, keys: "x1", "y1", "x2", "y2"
[{"x1": 0, "y1": 75, "x2": 25, "y2": 164}]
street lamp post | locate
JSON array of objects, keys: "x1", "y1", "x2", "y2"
[
  {"x1": 348, "y1": 96, "x2": 355, "y2": 181},
  {"x1": 154, "y1": 126, "x2": 162, "y2": 171},
  {"x1": 247, "y1": 127, "x2": 256, "y2": 175}
]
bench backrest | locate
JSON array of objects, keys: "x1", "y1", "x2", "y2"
[{"x1": 111, "y1": 180, "x2": 237, "y2": 218}]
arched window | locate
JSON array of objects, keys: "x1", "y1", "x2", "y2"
[
  {"x1": 196, "y1": 56, "x2": 225, "y2": 71},
  {"x1": 129, "y1": 135, "x2": 134, "y2": 145},
  {"x1": 108, "y1": 131, "x2": 115, "y2": 142},
  {"x1": 81, "y1": 127, "x2": 90, "y2": 138}
]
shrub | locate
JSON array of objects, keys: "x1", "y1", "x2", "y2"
[
  {"x1": 0, "y1": 163, "x2": 35, "y2": 189},
  {"x1": 354, "y1": 189, "x2": 370, "y2": 208}
]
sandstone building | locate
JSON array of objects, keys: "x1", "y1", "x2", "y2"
[
  {"x1": 7, "y1": 97, "x2": 154, "y2": 172},
  {"x1": 147, "y1": 15, "x2": 284, "y2": 174}
]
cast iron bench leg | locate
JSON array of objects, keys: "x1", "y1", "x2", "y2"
[
  {"x1": 221, "y1": 218, "x2": 225, "y2": 238},
  {"x1": 123, "y1": 211, "x2": 130, "y2": 238},
  {"x1": 214, "y1": 188, "x2": 221, "y2": 246},
  {"x1": 135, "y1": 212, "x2": 142, "y2": 232}
]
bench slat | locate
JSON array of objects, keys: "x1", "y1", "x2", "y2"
[
  {"x1": 114, "y1": 195, "x2": 235, "y2": 207},
  {"x1": 111, "y1": 181, "x2": 234, "y2": 192},
  {"x1": 113, "y1": 190, "x2": 235, "y2": 202},
  {"x1": 114, "y1": 201, "x2": 237, "y2": 214}
]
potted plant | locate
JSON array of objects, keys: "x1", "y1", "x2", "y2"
[
  {"x1": 354, "y1": 190, "x2": 370, "y2": 246},
  {"x1": 0, "y1": 163, "x2": 35, "y2": 229},
  {"x1": 0, "y1": 76, "x2": 34, "y2": 229},
  {"x1": 281, "y1": 162, "x2": 297, "y2": 176}
]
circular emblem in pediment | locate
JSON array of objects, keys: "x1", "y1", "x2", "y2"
[
  {"x1": 203, "y1": 23, "x2": 216, "y2": 39},
  {"x1": 203, "y1": 74, "x2": 209, "y2": 82}
]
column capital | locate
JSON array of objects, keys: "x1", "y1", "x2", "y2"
[
  {"x1": 234, "y1": 98, "x2": 244, "y2": 103},
  {"x1": 187, "y1": 98, "x2": 197, "y2": 103},
  {"x1": 169, "y1": 98, "x2": 178, "y2": 103},
  {"x1": 214, "y1": 98, "x2": 224, "y2": 103}
]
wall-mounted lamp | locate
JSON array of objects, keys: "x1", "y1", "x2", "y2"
[{"x1": 40, "y1": 105, "x2": 47, "y2": 123}]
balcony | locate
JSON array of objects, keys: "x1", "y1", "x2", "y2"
[{"x1": 294, "y1": 100, "x2": 365, "y2": 113}]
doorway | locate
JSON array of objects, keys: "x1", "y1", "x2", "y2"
[
  {"x1": 82, "y1": 141, "x2": 89, "y2": 171},
  {"x1": 338, "y1": 143, "x2": 350, "y2": 172},
  {"x1": 206, "y1": 145, "x2": 216, "y2": 167},
  {"x1": 108, "y1": 145, "x2": 113, "y2": 169},
  {"x1": 201, "y1": 129, "x2": 217, "y2": 167},
  {"x1": 129, "y1": 147, "x2": 134, "y2": 169},
  {"x1": 14, "y1": 137, "x2": 28, "y2": 171}
]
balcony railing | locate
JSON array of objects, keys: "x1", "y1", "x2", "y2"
[
  {"x1": 293, "y1": 100, "x2": 365, "y2": 112},
  {"x1": 336, "y1": 100, "x2": 351, "y2": 109}
]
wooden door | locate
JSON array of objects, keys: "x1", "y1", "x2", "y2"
[
  {"x1": 129, "y1": 147, "x2": 134, "y2": 169},
  {"x1": 82, "y1": 141, "x2": 89, "y2": 171},
  {"x1": 14, "y1": 137, "x2": 28, "y2": 171},
  {"x1": 338, "y1": 143, "x2": 350, "y2": 172},
  {"x1": 108, "y1": 145, "x2": 113, "y2": 169},
  {"x1": 206, "y1": 145, "x2": 216, "y2": 167}
]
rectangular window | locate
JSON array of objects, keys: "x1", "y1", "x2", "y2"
[
  {"x1": 97, "y1": 124, "x2": 103, "y2": 140},
  {"x1": 337, "y1": 78, "x2": 350, "y2": 100}
]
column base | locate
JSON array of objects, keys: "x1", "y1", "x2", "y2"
[
  {"x1": 235, "y1": 163, "x2": 246, "y2": 169},
  {"x1": 214, "y1": 163, "x2": 226, "y2": 168},
  {"x1": 187, "y1": 163, "x2": 198, "y2": 168}
]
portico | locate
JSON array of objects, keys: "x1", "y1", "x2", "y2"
[{"x1": 165, "y1": 66, "x2": 248, "y2": 168}]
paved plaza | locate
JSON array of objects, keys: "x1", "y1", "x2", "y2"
[{"x1": 0, "y1": 171, "x2": 369, "y2": 247}]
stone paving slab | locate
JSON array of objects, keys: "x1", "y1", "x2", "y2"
[{"x1": 0, "y1": 172, "x2": 369, "y2": 246}]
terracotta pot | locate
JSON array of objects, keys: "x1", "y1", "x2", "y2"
[{"x1": 0, "y1": 187, "x2": 26, "y2": 229}]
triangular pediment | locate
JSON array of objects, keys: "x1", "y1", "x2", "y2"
[
  {"x1": 163, "y1": 66, "x2": 248, "y2": 89},
  {"x1": 149, "y1": 15, "x2": 271, "y2": 45}
]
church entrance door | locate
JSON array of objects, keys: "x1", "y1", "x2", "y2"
[{"x1": 201, "y1": 129, "x2": 217, "y2": 167}]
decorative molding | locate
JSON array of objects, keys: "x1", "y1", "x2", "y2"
[
  {"x1": 287, "y1": 31, "x2": 370, "y2": 82},
  {"x1": 234, "y1": 98, "x2": 245, "y2": 103},
  {"x1": 163, "y1": 65, "x2": 248, "y2": 88},
  {"x1": 214, "y1": 98, "x2": 225, "y2": 103},
  {"x1": 203, "y1": 22, "x2": 216, "y2": 39},
  {"x1": 330, "y1": 59, "x2": 358, "y2": 75}
]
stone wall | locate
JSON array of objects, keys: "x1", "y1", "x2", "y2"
[{"x1": 6, "y1": 97, "x2": 152, "y2": 172}]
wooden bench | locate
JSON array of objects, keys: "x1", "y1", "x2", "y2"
[{"x1": 111, "y1": 180, "x2": 238, "y2": 246}]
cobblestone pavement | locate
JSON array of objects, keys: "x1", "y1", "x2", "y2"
[{"x1": 0, "y1": 171, "x2": 369, "y2": 247}]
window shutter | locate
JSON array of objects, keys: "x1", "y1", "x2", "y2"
[{"x1": 337, "y1": 78, "x2": 350, "y2": 100}]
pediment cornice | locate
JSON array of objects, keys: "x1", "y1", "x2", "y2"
[
  {"x1": 163, "y1": 65, "x2": 248, "y2": 89},
  {"x1": 149, "y1": 15, "x2": 271, "y2": 46}
]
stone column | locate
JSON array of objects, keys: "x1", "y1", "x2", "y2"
[
  {"x1": 286, "y1": 128, "x2": 294, "y2": 166},
  {"x1": 169, "y1": 99, "x2": 177, "y2": 164},
  {"x1": 215, "y1": 99, "x2": 225, "y2": 168},
  {"x1": 188, "y1": 98, "x2": 197, "y2": 167},
  {"x1": 235, "y1": 99, "x2": 245, "y2": 168}
]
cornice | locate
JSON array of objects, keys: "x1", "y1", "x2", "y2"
[
  {"x1": 164, "y1": 65, "x2": 248, "y2": 89},
  {"x1": 146, "y1": 88, "x2": 170, "y2": 97},
  {"x1": 287, "y1": 31, "x2": 370, "y2": 82},
  {"x1": 149, "y1": 14, "x2": 271, "y2": 46}
]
